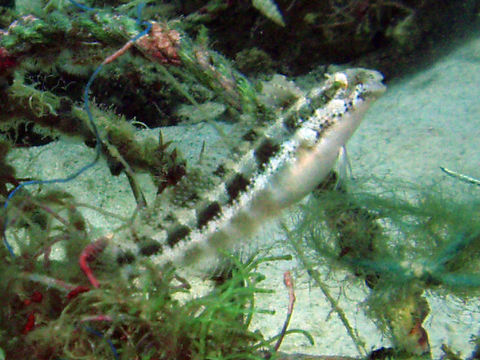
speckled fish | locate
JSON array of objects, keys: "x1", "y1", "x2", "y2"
[{"x1": 148, "y1": 68, "x2": 386, "y2": 266}]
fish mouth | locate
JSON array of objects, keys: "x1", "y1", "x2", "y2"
[{"x1": 367, "y1": 79, "x2": 387, "y2": 97}]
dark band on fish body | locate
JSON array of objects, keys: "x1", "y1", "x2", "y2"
[
  {"x1": 226, "y1": 173, "x2": 250, "y2": 203},
  {"x1": 167, "y1": 224, "x2": 191, "y2": 247},
  {"x1": 283, "y1": 112, "x2": 301, "y2": 133},
  {"x1": 197, "y1": 201, "x2": 222, "y2": 228},
  {"x1": 139, "y1": 239, "x2": 163, "y2": 256},
  {"x1": 254, "y1": 138, "x2": 280, "y2": 169}
]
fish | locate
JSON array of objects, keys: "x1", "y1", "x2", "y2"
[{"x1": 142, "y1": 68, "x2": 386, "y2": 267}]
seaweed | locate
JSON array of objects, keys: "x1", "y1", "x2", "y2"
[{"x1": 284, "y1": 174, "x2": 480, "y2": 359}]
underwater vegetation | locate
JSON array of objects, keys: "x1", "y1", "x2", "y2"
[
  {"x1": 1, "y1": 0, "x2": 480, "y2": 359},
  {"x1": 283, "y1": 175, "x2": 480, "y2": 360},
  {"x1": 3, "y1": 167, "x2": 480, "y2": 359},
  {"x1": 0, "y1": 234, "x2": 297, "y2": 359}
]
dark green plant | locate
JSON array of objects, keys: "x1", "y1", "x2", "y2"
[
  {"x1": 0, "y1": 219, "x2": 292, "y2": 360},
  {"x1": 284, "y1": 175, "x2": 480, "y2": 359}
]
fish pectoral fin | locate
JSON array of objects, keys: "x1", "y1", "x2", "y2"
[{"x1": 336, "y1": 145, "x2": 353, "y2": 188}]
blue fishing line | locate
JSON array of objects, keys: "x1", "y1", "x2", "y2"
[
  {"x1": 4, "y1": 1, "x2": 151, "y2": 358},
  {"x1": 67, "y1": 0, "x2": 96, "y2": 12},
  {"x1": 133, "y1": 3, "x2": 152, "y2": 41},
  {"x1": 2, "y1": 0, "x2": 151, "y2": 259},
  {"x1": 2, "y1": 53, "x2": 103, "y2": 258},
  {"x1": 84, "y1": 325, "x2": 120, "y2": 359}
]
